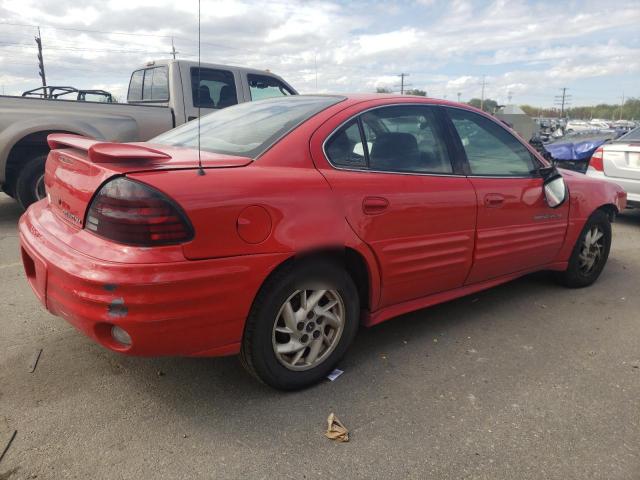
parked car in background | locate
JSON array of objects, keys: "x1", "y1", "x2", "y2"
[
  {"x1": 589, "y1": 120, "x2": 613, "y2": 130},
  {"x1": 19, "y1": 95, "x2": 625, "y2": 390},
  {"x1": 0, "y1": 59, "x2": 296, "y2": 208},
  {"x1": 565, "y1": 120, "x2": 593, "y2": 133},
  {"x1": 587, "y1": 126, "x2": 640, "y2": 208}
]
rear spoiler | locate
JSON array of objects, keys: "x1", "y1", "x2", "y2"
[{"x1": 47, "y1": 133, "x2": 171, "y2": 163}]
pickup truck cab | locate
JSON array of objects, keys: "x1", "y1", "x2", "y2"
[{"x1": 0, "y1": 59, "x2": 296, "y2": 208}]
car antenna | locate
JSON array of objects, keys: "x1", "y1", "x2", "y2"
[{"x1": 196, "y1": 0, "x2": 205, "y2": 176}]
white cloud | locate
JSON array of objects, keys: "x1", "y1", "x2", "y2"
[{"x1": 0, "y1": 0, "x2": 638, "y2": 104}]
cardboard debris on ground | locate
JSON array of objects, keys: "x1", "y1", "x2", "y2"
[{"x1": 324, "y1": 413, "x2": 349, "y2": 442}]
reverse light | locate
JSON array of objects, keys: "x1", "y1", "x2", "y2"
[
  {"x1": 589, "y1": 147, "x2": 604, "y2": 172},
  {"x1": 86, "y1": 177, "x2": 193, "y2": 246}
]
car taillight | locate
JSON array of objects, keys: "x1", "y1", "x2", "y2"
[
  {"x1": 589, "y1": 147, "x2": 604, "y2": 171},
  {"x1": 85, "y1": 177, "x2": 193, "y2": 246}
]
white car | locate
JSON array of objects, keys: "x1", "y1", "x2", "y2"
[
  {"x1": 589, "y1": 120, "x2": 613, "y2": 130},
  {"x1": 565, "y1": 120, "x2": 593, "y2": 133},
  {"x1": 587, "y1": 127, "x2": 640, "y2": 208}
]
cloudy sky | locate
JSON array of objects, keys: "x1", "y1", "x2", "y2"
[{"x1": 1, "y1": 0, "x2": 638, "y2": 106}]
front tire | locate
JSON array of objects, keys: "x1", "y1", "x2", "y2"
[
  {"x1": 240, "y1": 259, "x2": 360, "y2": 390},
  {"x1": 557, "y1": 210, "x2": 611, "y2": 288},
  {"x1": 16, "y1": 153, "x2": 47, "y2": 209}
]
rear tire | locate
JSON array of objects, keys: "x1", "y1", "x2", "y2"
[
  {"x1": 556, "y1": 210, "x2": 611, "y2": 288},
  {"x1": 240, "y1": 259, "x2": 359, "y2": 390},
  {"x1": 15, "y1": 153, "x2": 47, "y2": 209}
]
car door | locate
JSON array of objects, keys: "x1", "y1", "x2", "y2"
[
  {"x1": 311, "y1": 103, "x2": 477, "y2": 309},
  {"x1": 443, "y1": 107, "x2": 569, "y2": 284}
]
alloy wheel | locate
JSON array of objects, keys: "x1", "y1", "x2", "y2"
[
  {"x1": 272, "y1": 289, "x2": 345, "y2": 371},
  {"x1": 578, "y1": 226, "x2": 604, "y2": 274}
]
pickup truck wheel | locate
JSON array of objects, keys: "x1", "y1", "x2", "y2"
[
  {"x1": 16, "y1": 154, "x2": 47, "y2": 209},
  {"x1": 556, "y1": 210, "x2": 611, "y2": 288},
  {"x1": 240, "y1": 259, "x2": 359, "y2": 390}
]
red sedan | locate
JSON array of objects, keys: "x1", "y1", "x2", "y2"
[{"x1": 19, "y1": 95, "x2": 626, "y2": 389}]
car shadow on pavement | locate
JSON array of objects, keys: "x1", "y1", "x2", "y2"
[
  {"x1": 616, "y1": 209, "x2": 640, "y2": 226},
  {"x1": 89, "y1": 270, "x2": 561, "y2": 420},
  {"x1": 0, "y1": 194, "x2": 23, "y2": 227}
]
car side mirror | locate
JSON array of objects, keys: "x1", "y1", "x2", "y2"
[{"x1": 543, "y1": 174, "x2": 567, "y2": 208}]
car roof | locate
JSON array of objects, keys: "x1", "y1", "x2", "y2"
[{"x1": 290, "y1": 93, "x2": 485, "y2": 113}]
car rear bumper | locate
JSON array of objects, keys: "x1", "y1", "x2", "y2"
[
  {"x1": 585, "y1": 169, "x2": 640, "y2": 207},
  {"x1": 19, "y1": 201, "x2": 288, "y2": 357}
]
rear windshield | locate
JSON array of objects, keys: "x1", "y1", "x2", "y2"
[
  {"x1": 152, "y1": 96, "x2": 344, "y2": 158},
  {"x1": 614, "y1": 127, "x2": 640, "y2": 142}
]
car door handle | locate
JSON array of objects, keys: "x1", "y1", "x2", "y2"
[
  {"x1": 484, "y1": 193, "x2": 505, "y2": 208},
  {"x1": 362, "y1": 196, "x2": 389, "y2": 215}
]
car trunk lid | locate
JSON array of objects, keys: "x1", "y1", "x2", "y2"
[
  {"x1": 45, "y1": 134, "x2": 252, "y2": 229},
  {"x1": 602, "y1": 142, "x2": 640, "y2": 180}
]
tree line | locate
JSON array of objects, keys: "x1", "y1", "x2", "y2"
[{"x1": 375, "y1": 88, "x2": 639, "y2": 120}]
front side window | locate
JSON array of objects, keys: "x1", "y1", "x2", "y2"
[
  {"x1": 248, "y1": 74, "x2": 295, "y2": 101},
  {"x1": 153, "y1": 95, "x2": 343, "y2": 159},
  {"x1": 448, "y1": 108, "x2": 536, "y2": 176},
  {"x1": 191, "y1": 68, "x2": 238, "y2": 109}
]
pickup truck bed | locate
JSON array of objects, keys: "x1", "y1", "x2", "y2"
[{"x1": 0, "y1": 59, "x2": 296, "y2": 208}]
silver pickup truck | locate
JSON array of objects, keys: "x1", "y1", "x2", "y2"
[{"x1": 0, "y1": 59, "x2": 297, "y2": 208}]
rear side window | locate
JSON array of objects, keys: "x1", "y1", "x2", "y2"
[
  {"x1": 617, "y1": 127, "x2": 640, "y2": 142},
  {"x1": 128, "y1": 67, "x2": 169, "y2": 102},
  {"x1": 248, "y1": 74, "x2": 295, "y2": 101},
  {"x1": 362, "y1": 106, "x2": 452, "y2": 173},
  {"x1": 448, "y1": 108, "x2": 536, "y2": 176},
  {"x1": 325, "y1": 119, "x2": 366, "y2": 168},
  {"x1": 191, "y1": 68, "x2": 238, "y2": 109},
  {"x1": 325, "y1": 105, "x2": 453, "y2": 174}
]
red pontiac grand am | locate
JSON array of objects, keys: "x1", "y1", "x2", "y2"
[{"x1": 19, "y1": 95, "x2": 626, "y2": 389}]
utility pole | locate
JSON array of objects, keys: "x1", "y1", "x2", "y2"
[
  {"x1": 314, "y1": 52, "x2": 318, "y2": 90},
  {"x1": 554, "y1": 87, "x2": 571, "y2": 118},
  {"x1": 35, "y1": 27, "x2": 46, "y2": 92},
  {"x1": 170, "y1": 37, "x2": 178, "y2": 59},
  {"x1": 396, "y1": 73, "x2": 410, "y2": 94},
  {"x1": 507, "y1": 90, "x2": 513, "y2": 103},
  {"x1": 480, "y1": 75, "x2": 487, "y2": 110},
  {"x1": 619, "y1": 92, "x2": 625, "y2": 120},
  {"x1": 457, "y1": 92, "x2": 461, "y2": 102}
]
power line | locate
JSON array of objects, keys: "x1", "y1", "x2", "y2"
[
  {"x1": 0, "y1": 21, "x2": 176, "y2": 39},
  {"x1": 395, "y1": 73, "x2": 411, "y2": 94},
  {"x1": 0, "y1": 41, "x2": 191, "y2": 56},
  {"x1": 554, "y1": 87, "x2": 571, "y2": 117},
  {"x1": 35, "y1": 27, "x2": 46, "y2": 89}
]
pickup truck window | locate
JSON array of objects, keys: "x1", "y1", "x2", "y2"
[
  {"x1": 128, "y1": 66, "x2": 169, "y2": 102},
  {"x1": 248, "y1": 74, "x2": 295, "y2": 101},
  {"x1": 153, "y1": 95, "x2": 343, "y2": 159},
  {"x1": 128, "y1": 70, "x2": 144, "y2": 102},
  {"x1": 191, "y1": 68, "x2": 238, "y2": 109}
]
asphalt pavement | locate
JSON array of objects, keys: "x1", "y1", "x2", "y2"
[{"x1": 1, "y1": 192, "x2": 638, "y2": 479}]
